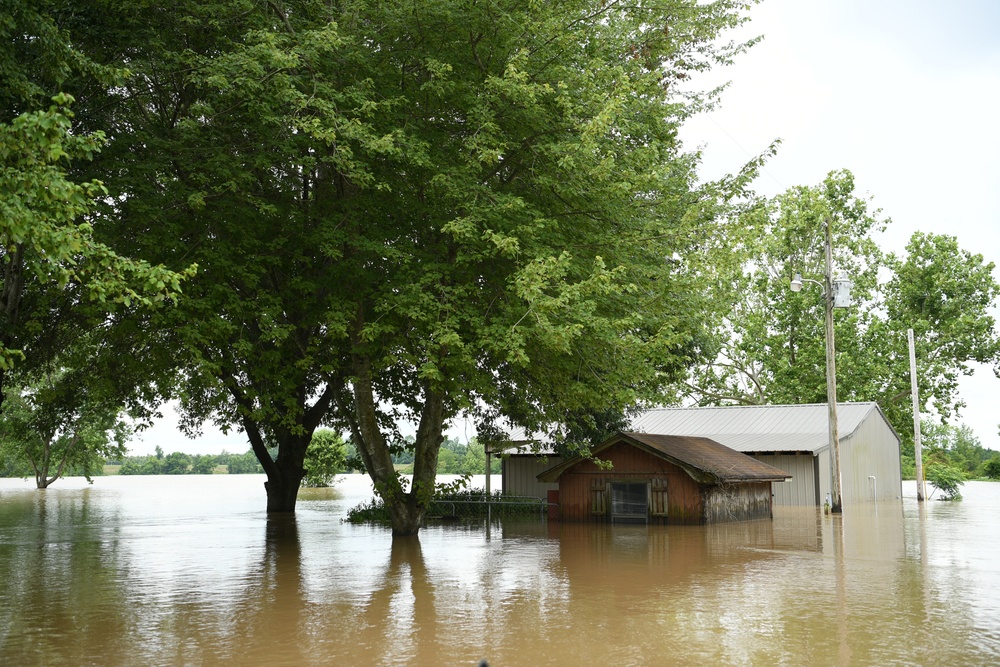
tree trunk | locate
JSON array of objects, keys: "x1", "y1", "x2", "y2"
[
  {"x1": 262, "y1": 440, "x2": 310, "y2": 512},
  {"x1": 347, "y1": 353, "x2": 447, "y2": 537},
  {"x1": 386, "y1": 496, "x2": 427, "y2": 537},
  {"x1": 244, "y1": 417, "x2": 310, "y2": 513},
  {"x1": 264, "y1": 472, "x2": 302, "y2": 512}
]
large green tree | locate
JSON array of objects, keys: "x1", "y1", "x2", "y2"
[
  {"x1": 880, "y1": 232, "x2": 1000, "y2": 429},
  {"x1": 684, "y1": 170, "x2": 886, "y2": 405},
  {"x1": 62, "y1": 0, "x2": 759, "y2": 534}
]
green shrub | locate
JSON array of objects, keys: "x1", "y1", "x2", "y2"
[
  {"x1": 302, "y1": 429, "x2": 347, "y2": 487},
  {"x1": 927, "y1": 462, "x2": 965, "y2": 500},
  {"x1": 899, "y1": 454, "x2": 915, "y2": 480},
  {"x1": 345, "y1": 497, "x2": 392, "y2": 524},
  {"x1": 984, "y1": 456, "x2": 1000, "y2": 480}
]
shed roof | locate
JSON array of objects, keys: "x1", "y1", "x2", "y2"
[
  {"x1": 631, "y1": 402, "x2": 897, "y2": 454},
  {"x1": 537, "y1": 432, "x2": 792, "y2": 484}
]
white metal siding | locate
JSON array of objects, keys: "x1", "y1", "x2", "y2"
[
  {"x1": 753, "y1": 454, "x2": 817, "y2": 505},
  {"x1": 817, "y1": 449, "x2": 831, "y2": 506},
  {"x1": 841, "y1": 415, "x2": 903, "y2": 503},
  {"x1": 502, "y1": 456, "x2": 562, "y2": 500}
]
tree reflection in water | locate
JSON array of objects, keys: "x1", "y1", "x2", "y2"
[
  {"x1": 225, "y1": 514, "x2": 307, "y2": 664},
  {"x1": 358, "y1": 536, "x2": 441, "y2": 665},
  {"x1": 0, "y1": 490, "x2": 131, "y2": 665}
]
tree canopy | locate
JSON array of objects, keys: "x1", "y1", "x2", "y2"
[
  {"x1": 0, "y1": 2, "x2": 194, "y2": 423},
  {"x1": 48, "y1": 0, "x2": 760, "y2": 533}
]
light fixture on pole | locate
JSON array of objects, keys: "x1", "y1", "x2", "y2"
[{"x1": 790, "y1": 218, "x2": 852, "y2": 513}]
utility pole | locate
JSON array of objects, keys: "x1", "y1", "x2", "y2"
[
  {"x1": 790, "y1": 216, "x2": 850, "y2": 513},
  {"x1": 824, "y1": 217, "x2": 844, "y2": 513},
  {"x1": 908, "y1": 328, "x2": 925, "y2": 501},
  {"x1": 484, "y1": 440, "x2": 492, "y2": 496}
]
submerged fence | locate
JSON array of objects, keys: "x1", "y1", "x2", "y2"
[
  {"x1": 427, "y1": 494, "x2": 547, "y2": 520},
  {"x1": 345, "y1": 489, "x2": 548, "y2": 524}
]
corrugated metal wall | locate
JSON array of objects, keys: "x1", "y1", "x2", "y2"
[
  {"x1": 502, "y1": 456, "x2": 562, "y2": 499},
  {"x1": 842, "y1": 414, "x2": 903, "y2": 502},
  {"x1": 752, "y1": 454, "x2": 817, "y2": 505},
  {"x1": 817, "y1": 449, "x2": 832, "y2": 505}
]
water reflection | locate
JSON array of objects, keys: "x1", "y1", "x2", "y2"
[
  {"x1": 216, "y1": 515, "x2": 307, "y2": 666},
  {"x1": 352, "y1": 537, "x2": 440, "y2": 665},
  {"x1": 0, "y1": 490, "x2": 132, "y2": 665},
  {"x1": 1, "y1": 477, "x2": 1000, "y2": 665}
]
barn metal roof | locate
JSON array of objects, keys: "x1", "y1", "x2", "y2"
[
  {"x1": 538, "y1": 432, "x2": 792, "y2": 484},
  {"x1": 501, "y1": 402, "x2": 897, "y2": 456},
  {"x1": 631, "y1": 402, "x2": 895, "y2": 454}
]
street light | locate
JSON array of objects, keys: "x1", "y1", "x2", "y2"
[{"x1": 790, "y1": 218, "x2": 852, "y2": 513}]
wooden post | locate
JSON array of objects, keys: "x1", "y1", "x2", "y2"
[
  {"x1": 484, "y1": 440, "x2": 491, "y2": 496},
  {"x1": 908, "y1": 329, "x2": 925, "y2": 501}
]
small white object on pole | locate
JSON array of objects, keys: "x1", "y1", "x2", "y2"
[{"x1": 832, "y1": 274, "x2": 852, "y2": 308}]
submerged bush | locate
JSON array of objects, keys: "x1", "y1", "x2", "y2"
[
  {"x1": 984, "y1": 456, "x2": 1000, "y2": 480},
  {"x1": 927, "y1": 463, "x2": 965, "y2": 500}
]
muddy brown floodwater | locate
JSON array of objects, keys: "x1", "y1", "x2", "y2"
[{"x1": 1, "y1": 474, "x2": 998, "y2": 666}]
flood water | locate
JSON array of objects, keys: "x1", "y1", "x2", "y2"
[{"x1": 1, "y1": 474, "x2": 998, "y2": 666}]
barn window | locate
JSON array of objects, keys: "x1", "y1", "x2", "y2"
[{"x1": 610, "y1": 482, "x2": 648, "y2": 523}]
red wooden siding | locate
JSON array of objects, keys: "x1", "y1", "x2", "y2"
[
  {"x1": 650, "y1": 478, "x2": 668, "y2": 517},
  {"x1": 556, "y1": 442, "x2": 707, "y2": 524},
  {"x1": 552, "y1": 441, "x2": 775, "y2": 524}
]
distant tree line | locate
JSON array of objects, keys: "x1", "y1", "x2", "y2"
[
  {"x1": 116, "y1": 446, "x2": 224, "y2": 475},
  {"x1": 389, "y1": 437, "x2": 500, "y2": 477},
  {"x1": 900, "y1": 421, "x2": 1000, "y2": 491},
  {"x1": 110, "y1": 429, "x2": 349, "y2": 487}
]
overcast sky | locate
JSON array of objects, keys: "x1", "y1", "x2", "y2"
[{"x1": 131, "y1": 0, "x2": 1000, "y2": 456}]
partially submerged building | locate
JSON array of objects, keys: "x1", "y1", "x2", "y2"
[
  {"x1": 537, "y1": 432, "x2": 791, "y2": 524},
  {"x1": 501, "y1": 402, "x2": 902, "y2": 507},
  {"x1": 632, "y1": 403, "x2": 902, "y2": 505}
]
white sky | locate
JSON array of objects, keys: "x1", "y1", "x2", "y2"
[{"x1": 131, "y1": 0, "x2": 1000, "y2": 456}]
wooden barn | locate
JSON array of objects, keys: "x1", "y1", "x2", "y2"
[{"x1": 537, "y1": 432, "x2": 791, "y2": 524}]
